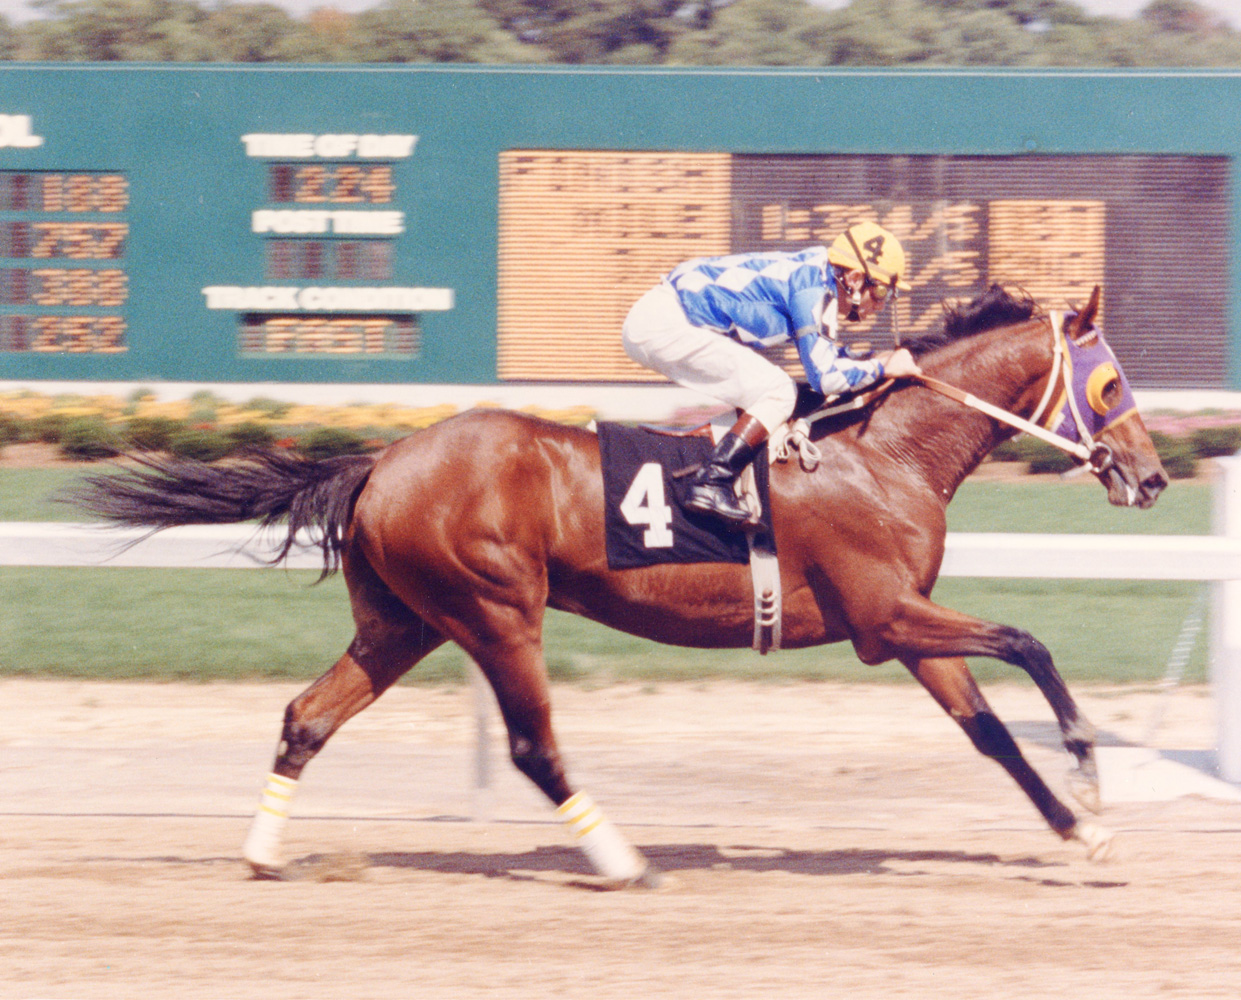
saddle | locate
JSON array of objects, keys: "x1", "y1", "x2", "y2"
[
  {"x1": 597, "y1": 381, "x2": 891, "y2": 654},
  {"x1": 640, "y1": 381, "x2": 890, "y2": 462}
]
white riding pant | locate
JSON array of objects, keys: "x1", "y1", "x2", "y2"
[{"x1": 622, "y1": 282, "x2": 797, "y2": 434}]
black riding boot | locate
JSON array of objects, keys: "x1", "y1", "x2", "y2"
[{"x1": 685, "y1": 417, "x2": 766, "y2": 526}]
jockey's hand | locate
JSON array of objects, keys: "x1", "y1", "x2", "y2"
[{"x1": 879, "y1": 347, "x2": 922, "y2": 380}]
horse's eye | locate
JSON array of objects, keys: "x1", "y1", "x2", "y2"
[{"x1": 1101, "y1": 378, "x2": 1122, "y2": 409}]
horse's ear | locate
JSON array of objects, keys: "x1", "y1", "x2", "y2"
[{"x1": 1067, "y1": 285, "x2": 1101, "y2": 344}]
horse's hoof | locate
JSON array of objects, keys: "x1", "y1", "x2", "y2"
[
  {"x1": 630, "y1": 866, "x2": 665, "y2": 890},
  {"x1": 1067, "y1": 767, "x2": 1102, "y2": 814},
  {"x1": 603, "y1": 866, "x2": 665, "y2": 891},
  {"x1": 1073, "y1": 821, "x2": 1117, "y2": 862},
  {"x1": 246, "y1": 860, "x2": 287, "y2": 881}
]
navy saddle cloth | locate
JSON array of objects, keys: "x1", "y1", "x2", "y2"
[{"x1": 596, "y1": 421, "x2": 775, "y2": 570}]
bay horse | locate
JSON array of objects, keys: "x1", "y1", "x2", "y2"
[{"x1": 69, "y1": 285, "x2": 1167, "y2": 885}]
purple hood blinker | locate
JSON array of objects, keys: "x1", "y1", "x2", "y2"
[{"x1": 1045, "y1": 313, "x2": 1138, "y2": 447}]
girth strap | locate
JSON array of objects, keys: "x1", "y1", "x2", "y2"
[
  {"x1": 748, "y1": 531, "x2": 781, "y2": 654},
  {"x1": 725, "y1": 446, "x2": 782, "y2": 653}
]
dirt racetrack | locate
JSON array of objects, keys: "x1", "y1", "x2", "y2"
[{"x1": 3, "y1": 677, "x2": 1241, "y2": 999}]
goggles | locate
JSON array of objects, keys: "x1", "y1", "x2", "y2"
[{"x1": 838, "y1": 271, "x2": 894, "y2": 304}]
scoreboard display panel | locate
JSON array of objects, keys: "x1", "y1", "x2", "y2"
[
  {"x1": 0, "y1": 75, "x2": 469, "y2": 385},
  {"x1": 0, "y1": 66, "x2": 1235, "y2": 389},
  {"x1": 0, "y1": 170, "x2": 128, "y2": 353}
]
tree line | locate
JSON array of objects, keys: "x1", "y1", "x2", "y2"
[{"x1": 2, "y1": 0, "x2": 1239, "y2": 65}]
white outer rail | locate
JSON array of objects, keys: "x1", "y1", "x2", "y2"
[
  {"x1": 0, "y1": 522, "x2": 327, "y2": 570},
  {"x1": 1, "y1": 521, "x2": 1235, "y2": 578}
]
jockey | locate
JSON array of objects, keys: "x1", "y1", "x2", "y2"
[{"x1": 622, "y1": 221, "x2": 923, "y2": 527}]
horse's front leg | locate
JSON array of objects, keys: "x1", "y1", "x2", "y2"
[
  {"x1": 901, "y1": 655, "x2": 1113, "y2": 860},
  {"x1": 850, "y1": 592, "x2": 1111, "y2": 857},
  {"x1": 862, "y1": 593, "x2": 1100, "y2": 798}
]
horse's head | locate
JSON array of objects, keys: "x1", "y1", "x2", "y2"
[{"x1": 1053, "y1": 287, "x2": 1167, "y2": 509}]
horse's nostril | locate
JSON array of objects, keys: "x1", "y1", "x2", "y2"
[{"x1": 1144, "y1": 472, "x2": 1169, "y2": 496}]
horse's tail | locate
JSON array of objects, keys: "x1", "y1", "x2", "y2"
[{"x1": 63, "y1": 449, "x2": 378, "y2": 578}]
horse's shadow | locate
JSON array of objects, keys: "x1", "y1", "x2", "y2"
[{"x1": 322, "y1": 842, "x2": 1123, "y2": 889}]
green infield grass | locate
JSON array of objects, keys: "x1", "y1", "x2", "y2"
[{"x1": 0, "y1": 570, "x2": 1209, "y2": 686}]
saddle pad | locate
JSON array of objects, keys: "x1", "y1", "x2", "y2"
[{"x1": 597, "y1": 422, "x2": 774, "y2": 570}]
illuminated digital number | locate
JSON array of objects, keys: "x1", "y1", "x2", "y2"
[
  {"x1": 240, "y1": 315, "x2": 417, "y2": 355},
  {"x1": 33, "y1": 224, "x2": 62, "y2": 258},
  {"x1": 68, "y1": 269, "x2": 96, "y2": 305},
  {"x1": 36, "y1": 173, "x2": 128, "y2": 213},
  {"x1": 94, "y1": 316, "x2": 127, "y2": 351},
  {"x1": 96, "y1": 175, "x2": 128, "y2": 213},
  {"x1": 91, "y1": 223, "x2": 127, "y2": 259},
  {"x1": 271, "y1": 164, "x2": 395, "y2": 204},
  {"x1": 29, "y1": 315, "x2": 126, "y2": 353},
  {"x1": 96, "y1": 268, "x2": 127, "y2": 307},
  {"x1": 31, "y1": 268, "x2": 62, "y2": 305},
  {"x1": 360, "y1": 165, "x2": 394, "y2": 204},
  {"x1": 38, "y1": 175, "x2": 64, "y2": 212},
  {"x1": 294, "y1": 166, "x2": 329, "y2": 203},
  {"x1": 28, "y1": 268, "x2": 127, "y2": 306},
  {"x1": 332, "y1": 166, "x2": 364, "y2": 204},
  {"x1": 30, "y1": 223, "x2": 127, "y2": 260},
  {"x1": 0, "y1": 170, "x2": 129, "y2": 355},
  {"x1": 66, "y1": 175, "x2": 97, "y2": 213}
]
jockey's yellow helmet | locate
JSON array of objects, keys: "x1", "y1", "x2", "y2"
[{"x1": 828, "y1": 222, "x2": 912, "y2": 292}]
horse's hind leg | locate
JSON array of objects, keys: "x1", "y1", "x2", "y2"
[
  {"x1": 903, "y1": 655, "x2": 1113, "y2": 860},
  {"x1": 243, "y1": 557, "x2": 447, "y2": 877},
  {"x1": 460, "y1": 624, "x2": 654, "y2": 887}
]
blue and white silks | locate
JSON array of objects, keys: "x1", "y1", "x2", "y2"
[{"x1": 665, "y1": 247, "x2": 886, "y2": 397}]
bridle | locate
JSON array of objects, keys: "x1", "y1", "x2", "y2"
[
  {"x1": 909, "y1": 311, "x2": 1116, "y2": 477},
  {"x1": 789, "y1": 311, "x2": 1117, "y2": 480}
]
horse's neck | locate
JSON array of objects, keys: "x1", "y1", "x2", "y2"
[{"x1": 885, "y1": 319, "x2": 1053, "y2": 499}]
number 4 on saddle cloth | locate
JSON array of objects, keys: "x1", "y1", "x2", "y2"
[{"x1": 596, "y1": 421, "x2": 775, "y2": 570}]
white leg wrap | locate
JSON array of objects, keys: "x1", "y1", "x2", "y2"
[
  {"x1": 1073, "y1": 820, "x2": 1117, "y2": 862},
  {"x1": 242, "y1": 772, "x2": 298, "y2": 870},
  {"x1": 556, "y1": 791, "x2": 646, "y2": 882}
]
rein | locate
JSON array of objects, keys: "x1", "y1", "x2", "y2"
[
  {"x1": 910, "y1": 311, "x2": 1115, "y2": 476},
  {"x1": 781, "y1": 312, "x2": 1116, "y2": 477}
]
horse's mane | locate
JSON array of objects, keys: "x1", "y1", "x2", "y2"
[{"x1": 905, "y1": 285, "x2": 1041, "y2": 359}]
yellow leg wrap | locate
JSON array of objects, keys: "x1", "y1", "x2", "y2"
[
  {"x1": 556, "y1": 791, "x2": 646, "y2": 882},
  {"x1": 242, "y1": 772, "x2": 298, "y2": 871}
]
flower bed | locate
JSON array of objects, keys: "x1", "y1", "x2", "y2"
[
  {"x1": 0, "y1": 390, "x2": 596, "y2": 462},
  {"x1": 1, "y1": 389, "x2": 1236, "y2": 478}
]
